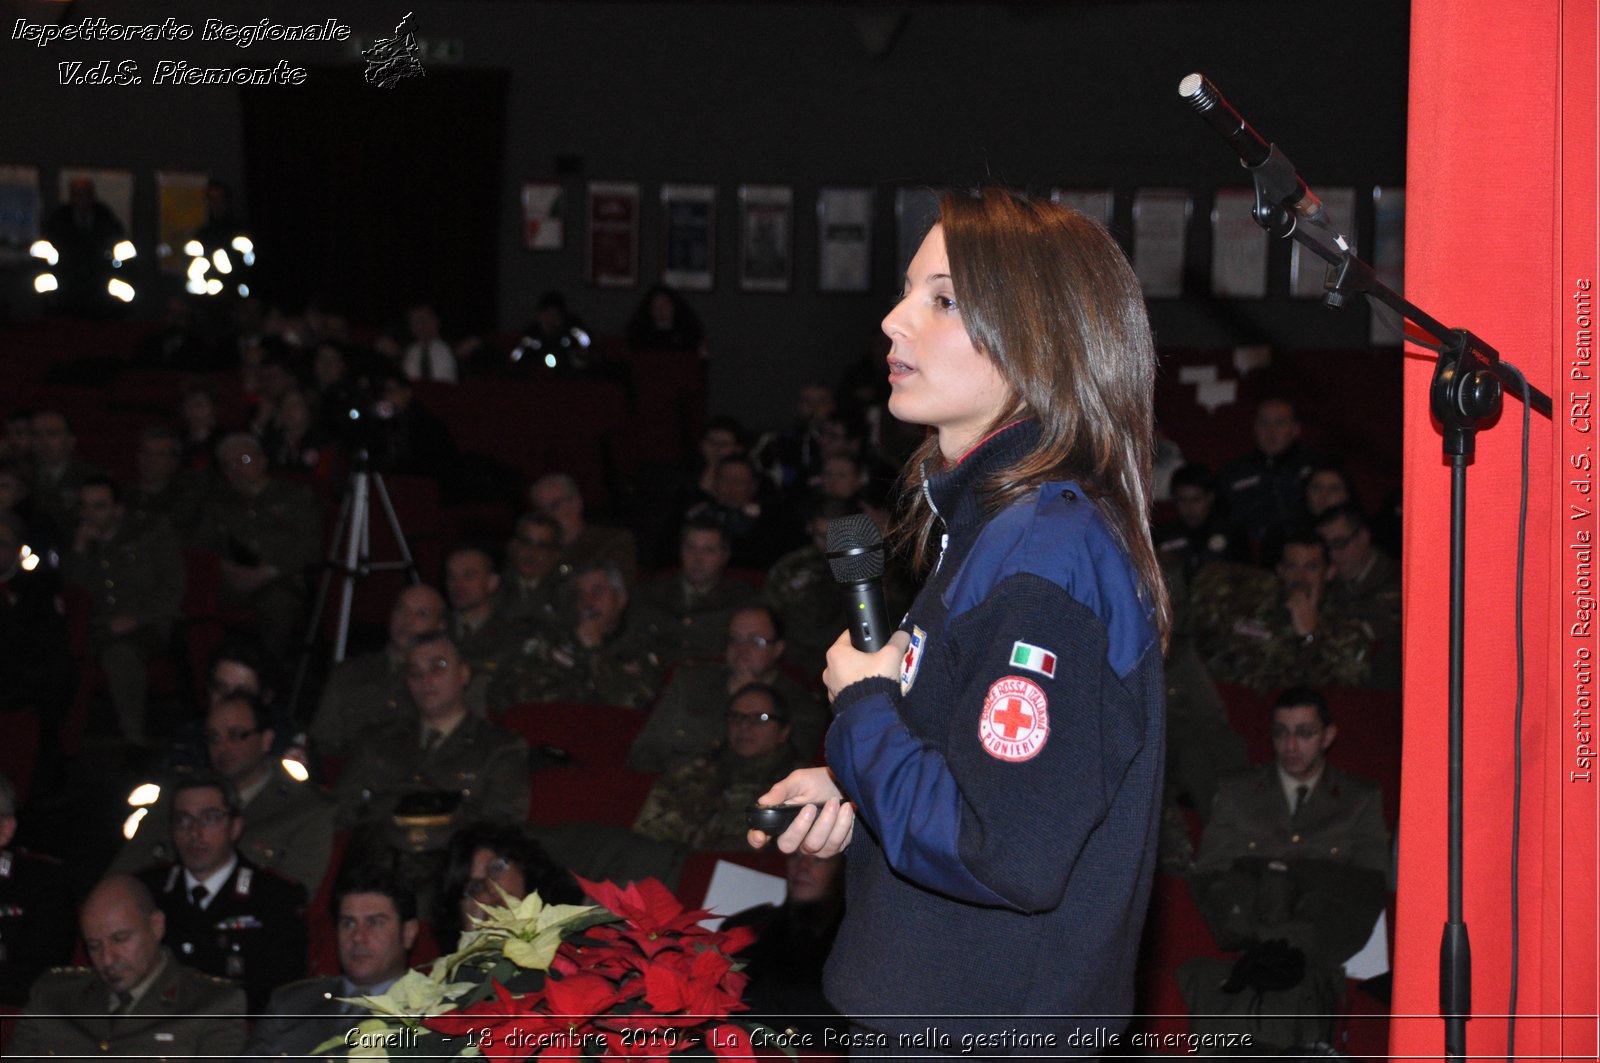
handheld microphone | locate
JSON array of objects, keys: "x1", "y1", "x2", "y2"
[
  {"x1": 1178, "y1": 72, "x2": 1327, "y2": 228},
  {"x1": 826, "y1": 514, "x2": 891, "y2": 653}
]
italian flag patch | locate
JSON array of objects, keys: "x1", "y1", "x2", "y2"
[{"x1": 1009, "y1": 641, "x2": 1057, "y2": 679}]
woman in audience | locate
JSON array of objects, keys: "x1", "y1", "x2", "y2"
[{"x1": 434, "y1": 822, "x2": 583, "y2": 950}]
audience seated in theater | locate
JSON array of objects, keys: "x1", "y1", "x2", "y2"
[
  {"x1": 1314, "y1": 503, "x2": 1402, "y2": 689},
  {"x1": 28, "y1": 409, "x2": 106, "y2": 533},
  {"x1": 625, "y1": 283, "x2": 706, "y2": 354},
  {"x1": 178, "y1": 378, "x2": 225, "y2": 472},
  {"x1": 1181, "y1": 687, "x2": 1390, "y2": 1053},
  {"x1": 0, "y1": 510, "x2": 72, "y2": 718},
  {"x1": 61, "y1": 476, "x2": 184, "y2": 746},
  {"x1": 632, "y1": 682, "x2": 801, "y2": 851},
  {"x1": 1220, "y1": 397, "x2": 1323, "y2": 551},
  {"x1": 312, "y1": 583, "x2": 445, "y2": 759},
  {"x1": 365, "y1": 366, "x2": 461, "y2": 485},
  {"x1": 1259, "y1": 457, "x2": 1364, "y2": 570},
  {"x1": 649, "y1": 416, "x2": 750, "y2": 565},
  {"x1": 681, "y1": 454, "x2": 798, "y2": 570},
  {"x1": 629, "y1": 604, "x2": 821, "y2": 772},
  {"x1": 401, "y1": 303, "x2": 459, "y2": 383},
  {"x1": 1189, "y1": 532, "x2": 1373, "y2": 691},
  {"x1": 635, "y1": 517, "x2": 759, "y2": 666},
  {"x1": 756, "y1": 380, "x2": 837, "y2": 494},
  {"x1": 719, "y1": 851, "x2": 848, "y2": 1040},
  {"x1": 432, "y1": 821, "x2": 584, "y2": 952},
  {"x1": 0, "y1": 772, "x2": 74, "y2": 1006},
  {"x1": 498, "y1": 511, "x2": 573, "y2": 633},
  {"x1": 528, "y1": 472, "x2": 639, "y2": 588},
  {"x1": 133, "y1": 770, "x2": 309, "y2": 1014},
  {"x1": 259, "y1": 387, "x2": 331, "y2": 477},
  {"x1": 333, "y1": 629, "x2": 530, "y2": 922},
  {"x1": 765, "y1": 497, "x2": 858, "y2": 676},
  {"x1": 1153, "y1": 462, "x2": 1250, "y2": 586},
  {"x1": 243, "y1": 864, "x2": 421, "y2": 1058},
  {"x1": 194, "y1": 432, "x2": 321, "y2": 661},
  {"x1": 124, "y1": 424, "x2": 205, "y2": 540},
  {"x1": 132, "y1": 295, "x2": 215, "y2": 371},
  {"x1": 444, "y1": 541, "x2": 523, "y2": 711},
  {"x1": 490, "y1": 561, "x2": 661, "y2": 710},
  {"x1": 116, "y1": 693, "x2": 336, "y2": 892},
  {"x1": 10, "y1": 874, "x2": 247, "y2": 1060}
]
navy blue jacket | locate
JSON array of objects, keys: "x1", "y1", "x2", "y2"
[{"x1": 824, "y1": 421, "x2": 1165, "y2": 1046}]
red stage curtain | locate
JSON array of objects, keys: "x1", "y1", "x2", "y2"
[{"x1": 1394, "y1": 2, "x2": 1597, "y2": 1059}]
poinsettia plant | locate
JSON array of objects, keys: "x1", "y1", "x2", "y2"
[{"x1": 319, "y1": 876, "x2": 774, "y2": 1060}]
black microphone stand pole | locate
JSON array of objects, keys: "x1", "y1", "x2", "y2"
[{"x1": 1182, "y1": 74, "x2": 1553, "y2": 1062}]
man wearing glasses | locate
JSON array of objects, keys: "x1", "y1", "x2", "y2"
[
  {"x1": 628, "y1": 605, "x2": 822, "y2": 772},
  {"x1": 633, "y1": 682, "x2": 801, "y2": 851},
  {"x1": 497, "y1": 512, "x2": 574, "y2": 632},
  {"x1": 135, "y1": 770, "x2": 308, "y2": 1015},
  {"x1": 114, "y1": 694, "x2": 335, "y2": 892}
]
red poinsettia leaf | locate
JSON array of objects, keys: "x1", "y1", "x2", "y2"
[
  {"x1": 544, "y1": 971, "x2": 622, "y2": 1019},
  {"x1": 712, "y1": 924, "x2": 759, "y2": 956}
]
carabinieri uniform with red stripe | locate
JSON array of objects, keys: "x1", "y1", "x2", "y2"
[{"x1": 824, "y1": 420, "x2": 1165, "y2": 1051}]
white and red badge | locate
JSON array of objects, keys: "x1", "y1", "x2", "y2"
[
  {"x1": 979, "y1": 676, "x2": 1050, "y2": 761},
  {"x1": 900, "y1": 625, "x2": 926, "y2": 695}
]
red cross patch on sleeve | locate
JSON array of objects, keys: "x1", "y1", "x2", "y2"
[{"x1": 979, "y1": 676, "x2": 1050, "y2": 762}]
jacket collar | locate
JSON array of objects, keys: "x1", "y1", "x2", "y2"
[{"x1": 924, "y1": 420, "x2": 1041, "y2": 536}]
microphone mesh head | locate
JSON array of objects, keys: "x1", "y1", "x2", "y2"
[{"x1": 826, "y1": 514, "x2": 885, "y2": 583}]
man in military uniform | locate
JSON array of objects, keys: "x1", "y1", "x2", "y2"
[
  {"x1": 1181, "y1": 688, "x2": 1390, "y2": 1048},
  {"x1": 1219, "y1": 397, "x2": 1324, "y2": 550},
  {"x1": 765, "y1": 499, "x2": 854, "y2": 673},
  {"x1": 61, "y1": 477, "x2": 184, "y2": 745},
  {"x1": 10, "y1": 874, "x2": 247, "y2": 1060},
  {"x1": 1189, "y1": 533, "x2": 1372, "y2": 690},
  {"x1": 635, "y1": 518, "x2": 759, "y2": 665},
  {"x1": 194, "y1": 432, "x2": 321, "y2": 660},
  {"x1": 123, "y1": 424, "x2": 204, "y2": 541},
  {"x1": 444, "y1": 543, "x2": 524, "y2": 709},
  {"x1": 0, "y1": 774, "x2": 73, "y2": 1006},
  {"x1": 135, "y1": 771, "x2": 308, "y2": 1014},
  {"x1": 633, "y1": 683, "x2": 800, "y2": 851},
  {"x1": 629, "y1": 605, "x2": 823, "y2": 772},
  {"x1": 312, "y1": 583, "x2": 446, "y2": 758},
  {"x1": 530, "y1": 472, "x2": 639, "y2": 586},
  {"x1": 492, "y1": 561, "x2": 660, "y2": 710},
  {"x1": 244, "y1": 865, "x2": 421, "y2": 1058},
  {"x1": 115, "y1": 695, "x2": 335, "y2": 892},
  {"x1": 334, "y1": 629, "x2": 530, "y2": 832},
  {"x1": 1153, "y1": 462, "x2": 1251, "y2": 587},
  {"x1": 27, "y1": 410, "x2": 106, "y2": 533},
  {"x1": 499, "y1": 512, "x2": 573, "y2": 632},
  {"x1": 1315, "y1": 503, "x2": 1402, "y2": 688}
]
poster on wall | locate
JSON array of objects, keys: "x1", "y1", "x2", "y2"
[
  {"x1": 586, "y1": 181, "x2": 639, "y2": 288},
  {"x1": 895, "y1": 187, "x2": 941, "y2": 278},
  {"x1": 156, "y1": 171, "x2": 208, "y2": 275},
  {"x1": 661, "y1": 183, "x2": 715, "y2": 291},
  {"x1": 817, "y1": 187, "x2": 872, "y2": 293},
  {"x1": 738, "y1": 184, "x2": 792, "y2": 293},
  {"x1": 1051, "y1": 188, "x2": 1114, "y2": 229},
  {"x1": 1132, "y1": 187, "x2": 1191, "y2": 298},
  {"x1": 59, "y1": 167, "x2": 134, "y2": 236},
  {"x1": 0, "y1": 165, "x2": 40, "y2": 264},
  {"x1": 1290, "y1": 186, "x2": 1356, "y2": 298},
  {"x1": 522, "y1": 182, "x2": 565, "y2": 251},
  {"x1": 1209, "y1": 188, "x2": 1267, "y2": 298}
]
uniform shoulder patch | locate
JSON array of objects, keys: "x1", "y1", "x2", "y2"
[
  {"x1": 1008, "y1": 640, "x2": 1057, "y2": 679},
  {"x1": 979, "y1": 676, "x2": 1050, "y2": 762},
  {"x1": 900, "y1": 626, "x2": 927, "y2": 695}
]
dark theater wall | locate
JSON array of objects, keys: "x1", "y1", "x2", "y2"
[{"x1": 0, "y1": 0, "x2": 1408, "y2": 426}]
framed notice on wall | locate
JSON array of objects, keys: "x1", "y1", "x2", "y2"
[
  {"x1": 738, "y1": 184, "x2": 792, "y2": 293},
  {"x1": 1132, "y1": 188, "x2": 1192, "y2": 298},
  {"x1": 156, "y1": 171, "x2": 207, "y2": 275},
  {"x1": 1051, "y1": 188, "x2": 1114, "y2": 229},
  {"x1": 661, "y1": 183, "x2": 715, "y2": 291},
  {"x1": 817, "y1": 187, "x2": 872, "y2": 293},
  {"x1": 1210, "y1": 188, "x2": 1267, "y2": 298},
  {"x1": 522, "y1": 182, "x2": 565, "y2": 251},
  {"x1": 59, "y1": 167, "x2": 134, "y2": 235},
  {"x1": 0, "y1": 165, "x2": 40, "y2": 264},
  {"x1": 586, "y1": 181, "x2": 639, "y2": 288}
]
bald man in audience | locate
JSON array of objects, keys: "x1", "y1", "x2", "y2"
[{"x1": 10, "y1": 874, "x2": 246, "y2": 1061}]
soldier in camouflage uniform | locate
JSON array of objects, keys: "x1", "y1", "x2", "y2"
[
  {"x1": 194, "y1": 432, "x2": 321, "y2": 661},
  {"x1": 490, "y1": 562, "x2": 661, "y2": 709},
  {"x1": 498, "y1": 512, "x2": 573, "y2": 633},
  {"x1": 61, "y1": 477, "x2": 184, "y2": 745},
  {"x1": 312, "y1": 583, "x2": 446, "y2": 758},
  {"x1": 1314, "y1": 503, "x2": 1402, "y2": 689},
  {"x1": 1189, "y1": 533, "x2": 1371, "y2": 691},
  {"x1": 11, "y1": 875, "x2": 247, "y2": 1062},
  {"x1": 633, "y1": 683, "x2": 799, "y2": 851}
]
